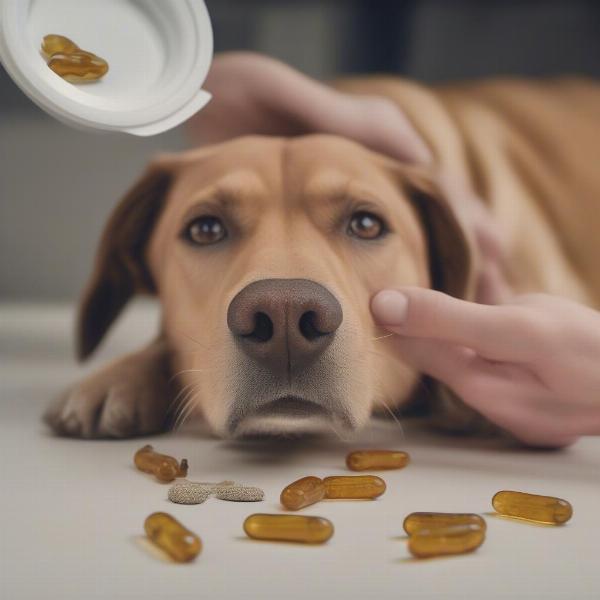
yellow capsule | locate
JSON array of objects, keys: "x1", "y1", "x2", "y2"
[
  {"x1": 492, "y1": 490, "x2": 573, "y2": 524},
  {"x1": 346, "y1": 449, "x2": 410, "y2": 471},
  {"x1": 41, "y1": 34, "x2": 79, "y2": 58},
  {"x1": 243, "y1": 514, "x2": 334, "y2": 544},
  {"x1": 280, "y1": 476, "x2": 326, "y2": 510},
  {"x1": 408, "y1": 524, "x2": 485, "y2": 559},
  {"x1": 144, "y1": 512, "x2": 202, "y2": 562},
  {"x1": 134, "y1": 444, "x2": 188, "y2": 483},
  {"x1": 47, "y1": 50, "x2": 109, "y2": 82},
  {"x1": 403, "y1": 512, "x2": 486, "y2": 535},
  {"x1": 323, "y1": 475, "x2": 386, "y2": 499}
]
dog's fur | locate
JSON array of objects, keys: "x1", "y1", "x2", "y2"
[{"x1": 44, "y1": 76, "x2": 600, "y2": 439}]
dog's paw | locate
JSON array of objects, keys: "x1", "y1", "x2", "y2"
[{"x1": 44, "y1": 343, "x2": 172, "y2": 438}]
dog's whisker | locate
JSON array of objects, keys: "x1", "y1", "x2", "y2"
[
  {"x1": 173, "y1": 391, "x2": 201, "y2": 432},
  {"x1": 167, "y1": 381, "x2": 199, "y2": 416},
  {"x1": 326, "y1": 420, "x2": 351, "y2": 443},
  {"x1": 174, "y1": 382, "x2": 203, "y2": 424},
  {"x1": 172, "y1": 395, "x2": 193, "y2": 431},
  {"x1": 182, "y1": 332, "x2": 206, "y2": 347},
  {"x1": 168, "y1": 368, "x2": 213, "y2": 385},
  {"x1": 376, "y1": 397, "x2": 405, "y2": 437},
  {"x1": 370, "y1": 333, "x2": 395, "y2": 342},
  {"x1": 170, "y1": 398, "x2": 188, "y2": 427},
  {"x1": 169, "y1": 383, "x2": 204, "y2": 431},
  {"x1": 170, "y1": 329, "x2": 210, "y2": 350}
]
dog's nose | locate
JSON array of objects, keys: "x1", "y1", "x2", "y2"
[{"x1": 227, "y1": 278, "x2": 343, "y2": 374}]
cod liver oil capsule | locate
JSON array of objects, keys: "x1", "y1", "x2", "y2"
[
  {"x1": 346, "y1": 450, "x2": 410, "y2": 471},
  {"x1": 41, "y1": 34, "x2": 78, "y2": 57},
  {"x1": 48, "y1": 51, "x2": 109, "y2": 82},
  {"x1": 492, "y1": 490, "x2": 573, "y2": 524},
  {"x1": 243, "y1": 514, "x2": 334, "y2": 544},
  {"x1": 408, "y1": 524, "x2": 485, "y2": 559},
  {"x1": 403, "y1": 512, "x2": 486, "y2": 535},
  {"x1": 323, "y1": 475, "x2": 386, "y2": 499},
  {"x1": 144, "y1": 512, "x2": 202, "y2": 562},
  {"x1": 41, "y1": 34, "x2": 109, "y2": 82},
  {"x1": 280, "y1": 476, "x2": 326, "y2": 510},
  {"x1": 134, "y1": 444, "x2": 188, "y2": 482}
]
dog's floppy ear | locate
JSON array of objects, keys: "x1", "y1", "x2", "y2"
[
  {"x1": 401, "y1": 167, "x2": 475, "y2": 299},
  {"x1": 392, "y1": 165, "x2": 486, "y2": 432},
  {"x1": 77, "y1": 159, "x2": 175, "y2": 360}
]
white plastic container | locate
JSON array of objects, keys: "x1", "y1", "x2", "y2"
[{"x1": 0, "y1": 0, "x2": 213, "y2": 136}]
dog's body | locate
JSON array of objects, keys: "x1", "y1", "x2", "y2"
[
  {"x1": 44, "y1": 75, "x2": 600, "y2": 440},
  {"x1": 337, "y1": 76, "x2": 600, "y2": 307}
]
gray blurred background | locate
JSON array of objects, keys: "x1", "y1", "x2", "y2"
[{"x1": 2, "y1": 0, "x2": 600, "y2": 301}]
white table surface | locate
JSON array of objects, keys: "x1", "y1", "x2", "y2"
[{"x1": 1, "y1": 303, "x2": 599, "y2": 600}]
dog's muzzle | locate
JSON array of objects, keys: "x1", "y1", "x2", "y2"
[{"x1": 226, "y1": 278, "x2": 347, "y2": 435}]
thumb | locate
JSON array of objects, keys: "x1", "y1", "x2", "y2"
[
  {"x1": 370, "y1": 287, "x2": 535, "y2": 361},
  {"x1": 370, "y1": 288, "x2": 477, "y2": 340}
]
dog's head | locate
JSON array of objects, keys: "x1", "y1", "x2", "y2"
[{"x1": 78, "y1": 135, "x2": 472, "y2": 437}]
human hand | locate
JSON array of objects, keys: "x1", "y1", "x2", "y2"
[
  {"x1": 371, "y1": 288, "x2": 600, "y2": 447},
  {"x1": 187, "y1": 51, "x2": 431, "y2": 163}
]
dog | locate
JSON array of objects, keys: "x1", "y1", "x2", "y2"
[{"x1": 44, "y1": 75, "x2": 600, "y2": 439}]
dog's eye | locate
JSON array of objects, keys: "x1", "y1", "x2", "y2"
[
  {"x1": 347, "y1": 211, "x2": 385, "y2": 240},
  {"x1": 184, "y1": 216, "x2": 227, "y2": 246}
]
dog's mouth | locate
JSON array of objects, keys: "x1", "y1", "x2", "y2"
[
  {"x1": 254, "y1": 396, "x2": 330, "y2": 419},
  {"x1": 227, "y1": 394, "x2": 349, "y2": 438}
]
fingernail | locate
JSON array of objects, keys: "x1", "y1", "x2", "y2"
[{"x1": 371, "y1": 290, "x2": 408, "y2": 325}]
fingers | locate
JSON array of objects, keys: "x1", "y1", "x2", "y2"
[
  {"x1": 189, "y1": 52, "x2": 311, "y2": 143},
  {"x1": 354, "y1": 96, "x2": 433, "y2": 164},
  {"x1": 387, "y1": 322, "x2": 600, "y2": 445},
  {"x1": 371, "y1": 287, "x2": 547, "y2": 361},
  {"x1": 194, "y1": 53, "x2": 434, "y2": 166},
  {"x1": 389, "y1": 335, "x2": 537, "y2": 397},
  {"x1": 387, "y1": 336, "x2": 560, "y2": 447},
  {"x1": 388, "y1": 336, "x2": 477, "y2": 384}
]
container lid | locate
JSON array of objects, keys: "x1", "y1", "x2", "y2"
[{"x1": 0, "y1": 0, "x2": 213, "y2": 136}]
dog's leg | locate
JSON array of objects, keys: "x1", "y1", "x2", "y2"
[{"x1": 44, "y1": 338, "x2": 174, "y2": 438}]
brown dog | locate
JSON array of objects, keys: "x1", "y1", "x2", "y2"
[{"x1": 44, "y1": 76, "x2": 600, "y2": 439}]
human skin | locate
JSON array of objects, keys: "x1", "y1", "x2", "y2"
[
  {"x1": 188, "y1": 51, "x2": 432, "y2": 164},
  {"x1": 372, "y1": 289, "x2": 600, "y2": 447}
]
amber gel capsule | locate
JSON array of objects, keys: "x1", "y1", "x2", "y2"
[
  {"x1": 144, "y1": 512, "x2": 201, "y2": 562},
  {"x1": 41, "y1": 34, "x2": 108, "y2": 82},
  {"x1": 48, "y1": 51, "x2": 109, "y2": 82},
  {"x1": 346, "y1": 450, "x2": 410, "y2": 471},
  {"x1": 244, "y1": 514, "x2": 333, "y2": 544},
  {"x1": 134, "y1": 444, "x2": 188, "y2": 482},
  {"x1": 408, "y1": 524, "x2": 485, "y2": 559},
  {"x1": 492, "y1": 490, "x2": 573, "y2": 524},
  {"x1": 323, "y1": 475, "x2": 386, "y2": 499},
  {"x1": 41, "y1": 34, "x2": 79, "y2": 57},
  {"x1": 403, "y1": 512, "x2": 486, "y2": 535},
  {"x1": 281, "y1": 476, "x2": 326, "y2": 510}
]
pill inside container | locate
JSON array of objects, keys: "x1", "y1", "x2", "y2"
[
  {"x1": 42, "y1": 34, "x2": 109, "y2": 83},
  {"x1": 0, "y1": 0, "x2": 213, "y2": 135}
]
